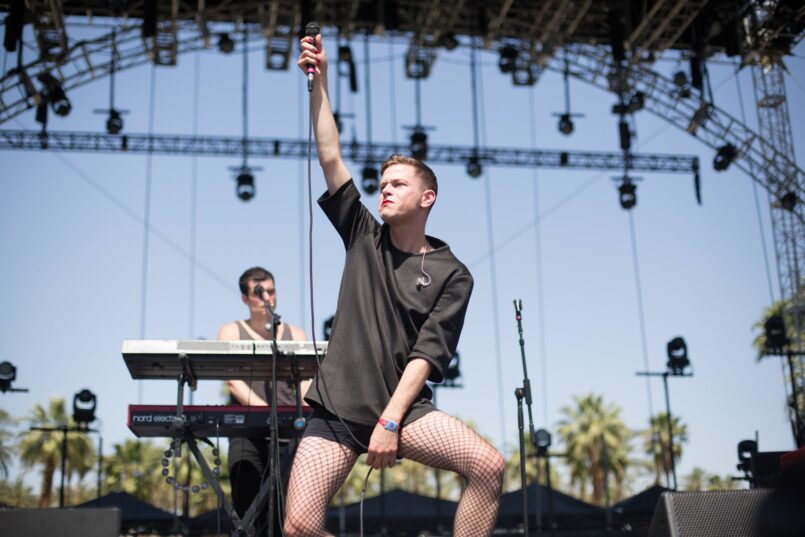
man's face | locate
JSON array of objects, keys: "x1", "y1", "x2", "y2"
[
  {"x1": 377, "y1": 164, "x2": 432, "y2": 223},
  {"x1": 242, "y1": 278, "x2": 276, "y2": 313}
]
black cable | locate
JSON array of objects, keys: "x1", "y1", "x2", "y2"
[
  {"x1": 306, "y1": 89, "x2": 370, "y2": 454},
  {"x1": 359, "y1": 467, "x2": 374, "y2": 537}
]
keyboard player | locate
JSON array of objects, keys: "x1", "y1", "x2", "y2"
[{"x1": 217, "y1": 266, "x2": 308, "y2": 537}]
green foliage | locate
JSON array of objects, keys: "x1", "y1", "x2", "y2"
[
  {"x1": 0, "y1": 476, "x2": 38, "y2": 507},
  {"x1": 556, "y1": 393, "x2": 631, "y2": 505},
  {"x1": 104, "y1": 438, "x2": 228, "y2": 516},
  {"x1": 682, "y1": 466, "x2": 707, "y2": 491},
  {"x1": 0, "y1": 408, "x2": 16, "y2": 479},
  {"x1": 637, "y1": 412, "x2": 688, "y2": 486},
  {"x1": 18, "y1": 397, "x2": 96, "y2": 507},
  {"x1": 752, "y1": 284, "x2": 805, "y2": 418},
  {"x1": 503, "y1": 433, "x2": 562, "y2": 493}
]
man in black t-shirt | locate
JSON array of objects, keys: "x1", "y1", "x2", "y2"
[{"x1": 284, "y1": 34, "x2": 504, "y2": 537}]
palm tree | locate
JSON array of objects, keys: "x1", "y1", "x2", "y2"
[
  {"x1": 638, "y1": 412, "x2": 688, "y2": 486},
  {"x1": 504, "y1": 432, "x2": 562, "y2": 493},
  {"x1": 0, "y1": 476, "x2": 38, "y2": 507},
  {"x1": 706, "y1": 474, "x2": 740, "y2": 491},
  {"x1": 556, "y1": 393, "x2": 631, "y2": 505},
  {"x1": 18, "y1": 397, "x2": 95, "y2": 507},
  {"x1": 103, "y1": 438, "x2": 166, "y2": 502},
  {"x1": 0, "y1": 409, "x2": 15, "y2": 478},
  {"x1": 683, "y1": 467, "x2": 707, "y2": 491},
  {"x1": 752, "y1": 286, "x2": 805, "y2": 427}
]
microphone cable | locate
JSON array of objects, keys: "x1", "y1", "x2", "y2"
[
  {"x1": 305, "y1": 82, "x2": 369, "y2": 454},
  {"x1": 305, "y1": 54, "x2": 374, "y2": 537}
]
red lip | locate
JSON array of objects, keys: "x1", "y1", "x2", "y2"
[{"x1": 382, "y1": 200, "x2": 392, "y2": 206}]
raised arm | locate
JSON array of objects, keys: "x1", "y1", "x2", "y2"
[{"x1": 298, "y1": 34, "x2": 351, "y2": 194}]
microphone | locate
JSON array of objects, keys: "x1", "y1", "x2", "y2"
[
  {"x1": 254, "y1": 284, "x2": 278, "y2": 326},
  {"x1": 305, "y1": 21, "x2": 320, "y2": 91}
]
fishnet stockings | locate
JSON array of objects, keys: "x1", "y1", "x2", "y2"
[
  {"x1": 283, "y1": 412, "x2": 503, "y2": 537},
  {"x1": 283, "y1": 437, "x2": 358, "y2": 536},
  {"x1": 398, "y1": 411, "x2": 504, "y2": 537}
]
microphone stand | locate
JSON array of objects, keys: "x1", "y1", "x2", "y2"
[
  {"x1": 266, "y1": 304, "x2": 282, "y2": 537},
  {"x1": 513, "y1": 299, "x2": 537, "y2": 536}
]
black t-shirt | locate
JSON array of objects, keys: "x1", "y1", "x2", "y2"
[{"x1": 304, "y1": 180, "x2": 473, "y2": 427}]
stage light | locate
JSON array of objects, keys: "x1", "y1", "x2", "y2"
[
  {"x1": 466, "y1": 155, "x2": 482, "y2": 178},
  {"x1": 106, "y1": 109, "x2": 123, "y2": 135},
  {"x1": 72, "y1": 389, "x2": 97, "y2": 429},
  {"x1": 780, "y1": 191, "x2": 798, "y2": 212},
  {"x1": 444, "y1": 352, "x2": 461, "y2": 386},
  {"x1": 235, "y1": 170, "x2": 255, "y2": 201},
  {"x1": 0, "y1": 362, "x2": 17, "y2": 392},
  {"x1": 666, "y1": 337, "x2": 690, "y2": 375},
  {"x1": 673, "y1": 71, "x2": 692, "y2": 98},
  {"x1": 512, "y1": 62, "x2": 539, "y2": 86},
  {"x1": 50, "y1": 92, "x2": 72, "y2": 117},
  {"x1": 713, "y1": 143, "x2": 738, "y2": 171},
  {"x1": 218, "y1": 33, "x2": 235, "y2": 54},
  {"x1": 534, "y1": 428, "x2": 552, "y2": 457},
  {"x1": 440, "y1": 33, "x2": 459, "y2": 51},
  {"x1": 37, "y1": 72, "x2": 71, "y2": 117},
  {"x1": 338, "y1": 45, "x2": 353, "y2": 62},
  {"x1": 361, "y1": 165, "x2": 379, "y2": 194},
  {"x1": 338, "y1": 45, "x2": 358, "y2": 93},
  {"x1": 498, "y1": 45, "x2": 518, "y2": 74},
  {"x1": 618, "y1": 178, "x2": 637, "y2": 210},
  {"x1": 764, "y1": 315, "x2": 789, "y2": 352},
  {"x1": 405, "y1": 43, "x2": 435, "y2": 79},
  {"x1": 736, "y1": 439, "x2": 757, "y2": 474},
  {"x1": 323, "y1": 315, "x2": 334, "y2": 341},
  {"x1": 557, "y1": 113, "x2": 574, "y2": 135},
  {"x1": 410, "y1": 130, "x2": 428, "y2": 160},
  {"x1": 628, "y1": 91, "x2": 645, "y2": 113}
]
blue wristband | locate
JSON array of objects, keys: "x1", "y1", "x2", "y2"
[{"x1": 378, "y1": 417, "x2": 399, "y2": 433}]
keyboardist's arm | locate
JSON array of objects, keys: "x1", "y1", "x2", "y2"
[
  {"x1": 218, "y1": 322, "x2": 270, "y2": 407},
  {"x1": 286, "y1": 324, "x2": 313, "y2": 398}
]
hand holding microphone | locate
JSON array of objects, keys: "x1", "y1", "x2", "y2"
[{"x1": 299, "y1": 21, "x2": 322, "y2": 91}]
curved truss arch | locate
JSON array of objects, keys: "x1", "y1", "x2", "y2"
[
  {"x1": 549, "y1": 44, "x2": 803, "y2": 221},
  {"x1": 2, "y1": 28, "x2": 802, "y2": 217}
]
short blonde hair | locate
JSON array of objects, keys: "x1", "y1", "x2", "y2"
[{"x1": 380, "y1": 154, "x2": 438, "y2": 197}]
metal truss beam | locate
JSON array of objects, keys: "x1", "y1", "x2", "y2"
[
  {"x1": 752, "y1": 61, "x2": 805, "y2": 440},
  {"x1": 0, "y1": 129, "x2": 698, "y2": 174},
  {"x1": 627, "y1": 0, "x2": 710, "y2": 65},
  {"x1": 554, "y1": 43, "x2": 805, "y2": 224}
]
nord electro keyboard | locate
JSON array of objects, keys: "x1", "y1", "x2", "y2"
[
  {"x1": 121, "y1": 339, "x2": 327, "y2": 381},
  {"x1": 128, "y1": 404, "x2": 312, "y2": 438}
]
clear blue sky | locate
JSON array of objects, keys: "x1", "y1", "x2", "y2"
[{"x1": 1, "y1": 23, "x2": 804, "y2": 495}]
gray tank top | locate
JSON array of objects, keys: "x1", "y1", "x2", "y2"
[{"x1": 229, "y1": 320, "x2": 296, "y2": 407}]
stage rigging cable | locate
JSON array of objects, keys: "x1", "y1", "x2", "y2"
[
  {"x1": 138, "y1": 63, "x2": 157, "y2": 407},
  {"x1": 472, "y1": 41, "x2": 508, "y2": 448},
  {"x1": 528, "y1": 84, "x2": 550, "y2": 426}
]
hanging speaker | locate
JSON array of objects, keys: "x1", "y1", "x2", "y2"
[{"x1": 648, "y1": 489, "x2": 771, "y2": 537}]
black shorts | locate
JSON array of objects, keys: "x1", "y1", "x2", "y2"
[{"x1": 302, "y1": 405, "x2": 374, "y2": 454}]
